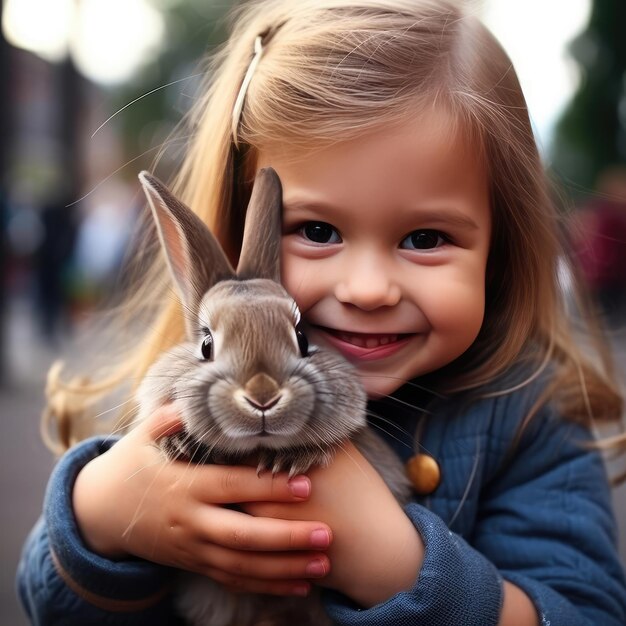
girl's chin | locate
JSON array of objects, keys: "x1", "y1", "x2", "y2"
[{"x1": 357, "y1": 369, "x2": 408, "y2": 399}]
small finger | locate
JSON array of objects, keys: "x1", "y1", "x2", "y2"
[
  {"x1": 136, "y1": 405, "x2": 183, "y2": 441},
  {"x1": 205, "y1": 568, "x2": 312, "y2": 597},
  {"x1": 194, "y1": 507, "x2": 332, "y2": 552},
  {"x1": 194, "y1": 544, "x2": 330, "y2": 581},
  {"x1": 191, "y1": 466, "x2": 312, "y2": 504}
]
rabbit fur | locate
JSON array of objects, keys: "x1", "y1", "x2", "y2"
[{"x1": 135, "y1": 168, "x2": 411, "y2": 626}]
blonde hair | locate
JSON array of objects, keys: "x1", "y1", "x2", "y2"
[{"x1": 45, "y1": 0, "x2": 624, "y2": 473}]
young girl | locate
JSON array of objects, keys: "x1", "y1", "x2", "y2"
[{"x1": 17, "y1": 1, "x2": 626, "y2": 624}]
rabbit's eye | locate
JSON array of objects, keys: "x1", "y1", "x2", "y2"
[
  {"x1": 200, "y1": 332, "x2": 213, "y2": 360},
  {"x1": 295, "y1": 322, "x2": 309, "y2": 358}
]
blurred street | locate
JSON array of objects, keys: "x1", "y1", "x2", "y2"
[{"x1": 1, "y1": 296, "x2": 625, "y2": 625}]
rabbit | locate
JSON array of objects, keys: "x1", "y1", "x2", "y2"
[{"x1": 135, "y1": 168, "x2": 412, "y2": 626}]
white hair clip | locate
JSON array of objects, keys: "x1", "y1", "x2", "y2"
[{"x1": 231, "y1": 35, "x2": 264, "y2": 149}]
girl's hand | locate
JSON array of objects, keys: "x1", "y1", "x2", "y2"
[
  {"x1": 72, "y1": 406, "x2": 333, "y2": 597},
  {"x1": 244, "y1": 440, "x2": 424, "y2": 607}
]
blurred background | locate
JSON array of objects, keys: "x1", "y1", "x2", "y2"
[{"x1": 1, "y1": 0, "x2": 625, "y2": 623}]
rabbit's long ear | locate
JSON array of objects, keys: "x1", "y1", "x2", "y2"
[
  {"x1": 236, "y1": 168, "x2": 283, "y2": 281},
  {"x1": 139, "y1": 172, "x2": 235, "y2": 335}
]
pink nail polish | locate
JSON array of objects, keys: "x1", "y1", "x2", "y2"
[
  {"x1": 305, "y1": 559, "x2": 327, "y2": 577},
  {"x1": 288, "y1": 476, "x2": 310, "y2": 498},
  {"x1": 310, "y1": 529, "x2": 330, "y2": 548},
  {"x1": 293, "y1": 584, "x2": 310, "y2": 597}
]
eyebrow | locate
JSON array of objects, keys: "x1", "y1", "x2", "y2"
[
  {"x1": 404, "y1": 208, "x2": 480, "y2": 231},
  {"x1": 283, "y1": 199, "x2": 481, "y2": 231}
]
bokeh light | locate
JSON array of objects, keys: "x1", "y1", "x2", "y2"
[
  {"x1": 482, "y1": 0, "x2": 591, "y2": 151},
  {"x1": 2, "y1": 0, "x2": 74, "y2": 62},
  {"x1": 2, "y1": 0, "x2": 165, "y2": 85},
  {"x1": 71, "y1": 0, "x2": 165, "y2": 85}
]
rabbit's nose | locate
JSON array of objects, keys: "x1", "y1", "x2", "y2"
[{"x1": 243, "y1": 373, "x2": 281, "y2": 410}]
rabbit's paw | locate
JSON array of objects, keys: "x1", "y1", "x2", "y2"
[{"x1": 254, "y1": 448, "x2": 335, "y2": 478}]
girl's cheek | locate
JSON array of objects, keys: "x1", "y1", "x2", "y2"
[
  {"x1": 280, "y1": 244, "x2": 297, "y2": 293},
  {"x1": 280, "y1": 251, "x2": 317, "y2": 308},
  {"x1": 412, "y1": 267, "x2": 485, "y2": 336}
]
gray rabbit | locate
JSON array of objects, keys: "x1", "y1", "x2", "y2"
[{"x1": 135, "y1": 168, "x2": 411, "y2": 626}]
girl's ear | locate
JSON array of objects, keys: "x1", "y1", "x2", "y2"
[
  {"x1": 138, "y1": 171, "x2": 235, "y2": 335},
  {"x1": 236, "y1": 167, "x2": 283, "y2": 282}
]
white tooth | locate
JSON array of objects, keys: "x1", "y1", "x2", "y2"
[
  {"x1": 351, "y1": 335, "x2": 366, "y2": 347},
  {"x1": 390, "y1": 334, "x2": 398, "y2": 343},
  {"x1": 365, "y1": 337, "x2": 379, "y2": 348},
  {"x1": 380, "y1": 336, "x2": 390, "y2": 345}
]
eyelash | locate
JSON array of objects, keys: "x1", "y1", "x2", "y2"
[
  {"x1": 297, "y1": 221, "x2": 451, "y2": 250},
  {"x1": 297, "y1": 222, "x2": 342, "y2": 245},
  {"x1": 400, "y1": 230, "x2": 451, "y2": 251}
]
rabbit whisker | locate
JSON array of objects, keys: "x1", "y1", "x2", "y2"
[
  {"x1": 123, "y1": 457, "x2": 175, "y2": 549},
  {"x1": 123, "y1": 456, "x2": 165, "y2": 482},
  {"x1": 366, "y1": 421, "x2": 413, "y2": 451},
  {"x1": 91, "y1": 76, "x2": 203, "y2": 138},
  {"x1": 66, "y1": 136, "x2": 192, "y2": 209},
  {"x1": 376, "y1": 395, "x2": 431, "y2": 414},
  {"x1": 335, "y1": 440, "x2": 373, "y2": 483},
  {"x1": 91, "y1": 397, "x2": 136, "y2": 421},
  {"x1": 364, "y1": 409, "x2": 413, "y2": 438},
  {"x1": 358, "y1": 374, "x2": 446, "y2": 398},
  {"x1": 365, "y1": 410, "x2": 436, "y2": 457}
]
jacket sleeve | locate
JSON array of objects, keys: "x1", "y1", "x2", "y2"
[
  {"x1": 474, "y1": 400, "x2": 626, "y2": 626},
  {"x1": 16, "y1": 437, "x2": 180, "y2": 625},
  {"x1": 322, "y1": 504, "x2": 504, "y2": 625},
  {"x1": 323, "y1": 396, "x2": 626, "y2": 625}
]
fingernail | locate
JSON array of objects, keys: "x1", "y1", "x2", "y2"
[
  {"x1": 288, "y1": 476, "x2": 310, "y2": 499},
  {"x1": 293, "y1": 583, "x2": 310, "y2": 597},
  {"x1": 305, "y1": 559, "x2": 327, "y2": 577},
  {"x1": 310, "y1": 528, "x2": 330, "y2": 548}
]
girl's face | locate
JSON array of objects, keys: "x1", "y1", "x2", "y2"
[{"x1": 257, "y1": 111, "x2": 491, "y2": 397}]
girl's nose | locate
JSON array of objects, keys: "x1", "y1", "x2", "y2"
[{"x1": 334, "y1": 254, "x2": 401, "y2": 311}]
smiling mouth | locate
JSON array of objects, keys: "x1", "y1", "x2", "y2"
[
  {"x1": 313, "y1": 326, "x2": 415, "y2": 361},
  {"x1": 321, "y1": 327, "x2": 410, "y2": 348}
]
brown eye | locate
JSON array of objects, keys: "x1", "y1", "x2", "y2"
[
  {"x1": 200, "y1": 332, "x2": 213, "y2": 360},
  {"x1": 301, "y1": 222, "x2": 341, "y2": 244},
  {"x1": 401, "y1": 229, "x2": 447, "y2": 250},
  {"x1": 295, "y1": 323, "x2": 309, "y2": 357}
]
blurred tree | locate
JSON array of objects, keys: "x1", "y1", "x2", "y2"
[
  {"x1": 108, "y1": 0, "x2": 237, "y2": 174},
  {"x1": 550, "y1": 0, "x2": 626, "y2": 196}
]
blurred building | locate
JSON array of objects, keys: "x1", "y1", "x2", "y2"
[
  {"x1": 0, "y1": 15, "x2": 138, "y2": 371},
  {"x1": 1, "y1": 45, "x2": 83, "y2": 352}
]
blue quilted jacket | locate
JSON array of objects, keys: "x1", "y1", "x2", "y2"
[{"x1": 16, "y1": 375, "x2": 626, "y2": 625}]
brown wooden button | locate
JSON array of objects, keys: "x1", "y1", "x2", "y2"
[{"x1": 406, "y1": 453, "x2": 441, "y2": 495}]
